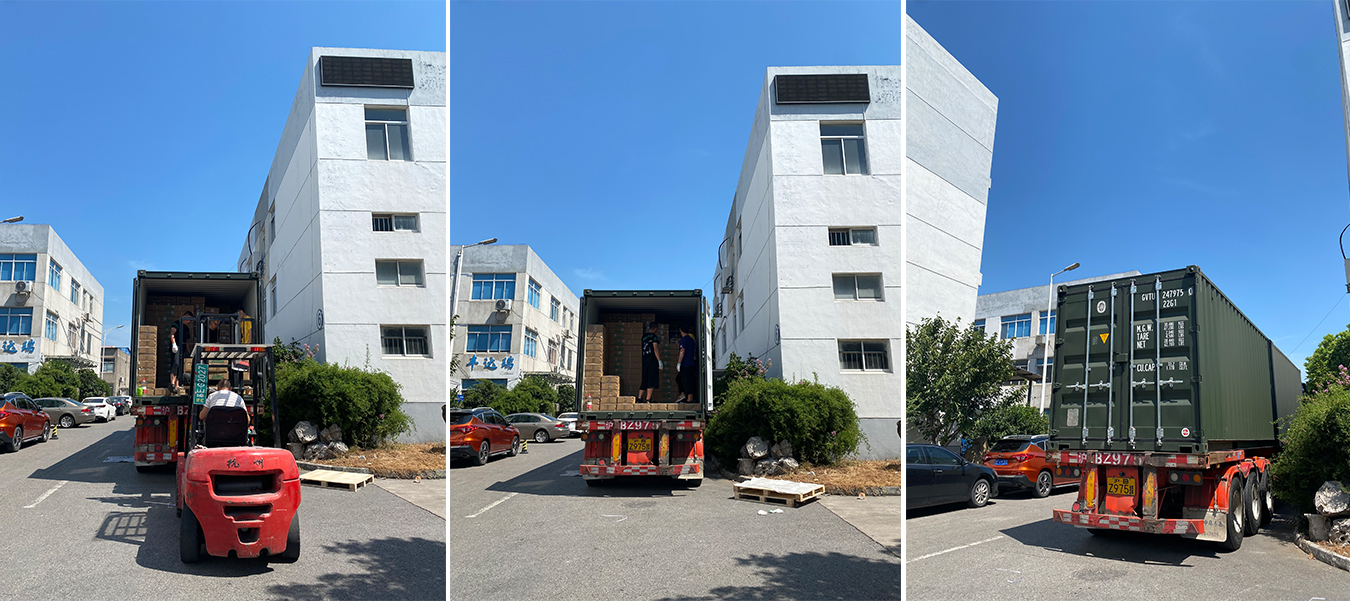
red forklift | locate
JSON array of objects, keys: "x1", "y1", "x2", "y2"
[{"x1": 174, "y1": 333, "x2": 301, "y2": 563}]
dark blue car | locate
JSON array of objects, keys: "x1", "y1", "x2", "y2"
[{"x1": 906, "y1": 444, "x2": 999, "y2": 509}]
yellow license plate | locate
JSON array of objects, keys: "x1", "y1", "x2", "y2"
[
  {"x1": 1106, "y1": 477, "x2": 1136, "y2": 496},
  {"x1": 627, "y1": 438, "x2": 652, "y2": 452}
]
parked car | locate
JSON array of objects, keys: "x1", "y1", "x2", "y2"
[
  {"x1": 35, "y1": 397, "x2": 95, "y2": 428},
  {"x1": 106, "y1": 396, "x2": 132, "y2": 415},
  {"x1": 981, "y1": 434, "x2": 1076, "y2": 498},
  {"x1": 450, "y1": 408, "x2": 520, "y2": 466},
  {"x1": 81, "y1": 397, "x2": 117, "y2": 422},
  {"x1": 906, "y1": 443, "x2": 999, "y2": 510},
  {"x1": 0, "y1": 392, "x2": 52, "y2": 452},
  {"x1": 556, "y1": 412, "x2": 581, "y2": 437},
  {"x1": 507, "y1": 413, "x2": 569, "y2": 443}
]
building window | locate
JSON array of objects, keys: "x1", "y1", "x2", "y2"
[
  {"x1": 382, "y1": 326, "x2": 430, "y2": 356},
  {"x1": 1039, "y1": 310, "x2": 1057, "y2": 336},
  {"x1": 466, "y1": 325, "x2": 511, "y2": 353},
  {"x1": 828, "y1": 227, "x2": 877, "y2": 246},
  {"x1": 471, "y1": 274, "x2": 515, "y2": 300},
  {"x1": 820, "y1": 123, "x2": 868, "y2": 175},
  {"x1": 376, "y1": 260, "x2": 424, "y2": 287},
  {"x1": 736, "y1": 220, "x2": 743, "y2": 261},
  {"x1": 44, "y1": 311, "x2": 58, "y2": 341},
  {"x1": 527, "y1": 279, "x2": 541, "y2": 309},
  {"x1": 973, "y1": 319, "x2": 985, "y2": 334},
  {"x1": 1, "y1": 308, "x2": 33, "y2": 336},
  {"x1": 550, "y1": 297, "x2": 560, "y2": 322},
  {"x1": 373, "y1": 213, "x2": 419, "y2": 232},
  {"x1": 832, "y1": 274, "x2": 883, "y2": 301},
  {"x1": 548, "y1": 340, "x2": 558, "y2": 365},
  {"x1": 523, "y1": 328, "x2": 538, "y2": 358},
  {"x1": 365, "y1": 107, "x2": 411, "y2": 161},
  {"x1": 1001, "y1": 314, "x2": 1032, "y2": 339},
  {"x1": 269, "y1": 280, "x2": 278, "y2": 317},
  {"x1": 839, "y1": 340, "x2": 890, "y2": 371},
  {"x1": 0, "y1": 254, "x2": 37, "y2": 281},
  {"x1": 1037, "y1": 357, "x2": 1054, "y2": 381},
  {"x1": 268, "y1": 211, "x2": 275, "y2": 243},
  {"x1": 70, "y1": 280, "x2": 81, "y2": 305},
  {"x1": 737, "y1": 293, "x2": 745, "y2": 333},
  {"x1": 102, "y1": 360, "x2": 114, "y2": 373},
  {"x1": 47, "y1": 260, "x2": 61, "y2": 292}
]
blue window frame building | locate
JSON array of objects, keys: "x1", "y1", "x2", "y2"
[
  {"x1": 1039, "y1": 310, "x2": 1056, "y2": 335},
  {"x1": 0, "y1": 254, "x2": 37, "y2": 281},
  {"x1": 471, "y1": 274, "x2": 516, "y2": 300},
  {"x1": 466, "y1": 325, "x2": 512, "y2": 352},
  {"x1": 0, "y1": 308, "x2": 33, "y2": 336},
  {"x1": 1001, "y1": 314, "x2": 1031, "y2": 339}
]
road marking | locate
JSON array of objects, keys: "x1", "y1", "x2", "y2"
[
  {"x1": 906, "y1": 535, "x2": 1004, "y2": 563},
  {"x1": 465, "y1": 492, "x2": 517, "y2": 518},
  {"x1": 24, "y1": 481, "x2": 68, "y2": 509}
]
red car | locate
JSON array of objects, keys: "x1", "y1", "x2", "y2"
[
  {"x1": 982, "y1": 435, "x2": 1076, "y2": 498},
  {"x1": 1, "y1": 392, "x2": 52, "y2": 452},
  {"x1": 451, "y1": 408, "x2": 520, "y2": 466}
]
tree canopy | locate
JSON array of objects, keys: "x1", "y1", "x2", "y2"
[{"x1": 906, "y1": 315, "x2": 1019, "y2": 447}]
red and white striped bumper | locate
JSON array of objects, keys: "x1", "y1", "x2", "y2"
[
  {"x1": 580, "y1": 464, "x2": 701, "y2": 477},
  {"x1": 1052, "y1": 509, "x2": 1204, "y2": 534},
  {"x1": 135, "y1": 453, "x2": 176, "y2": 463}
]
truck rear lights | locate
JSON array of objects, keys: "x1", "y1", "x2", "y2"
[
  {"x1": 155, "y1": 445, "x2": 163, "y2": 452},
  {"x1": 1168, "y1": 471, "x2": 1203, "y2": 485}
]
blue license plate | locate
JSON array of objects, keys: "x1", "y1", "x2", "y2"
[{"x1": 993, "y1": 459, "x2": 1008, "y2": 466}]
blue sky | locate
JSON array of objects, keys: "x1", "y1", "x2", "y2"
[
  {"x1": 450, "y1": 1, "x2": 902, "y2": 293},
  {"x1": 0, "y1": 1, "x2": 444, "y2": 350},
  {"x1": 909, "y1": 1, "x2": 1348, "y2": 374}
]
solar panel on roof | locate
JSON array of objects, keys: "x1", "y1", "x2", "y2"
[
  {"x1": 320, "y1": 56, "x2": 415, "y2": 88},
  {"x1": 774, "y1": 74, "x2": 870, "y2": 104}
]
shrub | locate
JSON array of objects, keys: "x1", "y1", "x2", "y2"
[
  {"x1": 968, "y1": 399, "x2": 1047, "y2": 442},
  {"x1": 713, "y1": 352, "x2": 769, "y2": 408},
  {"x1": 78, "y1": 368, "x2": 111, "y2": 401},
  {"x1": 274, "y1": 359, "x2": 412, "y2": 447},
  {"x1": 0, "y1": 363, "x2": 27, "y2": 394},
  {"x1": 512, "y1": 375, "x2": 559, "y2": 415},
  {"x1": 1270, "y1": 379, "x2": 1350, "y2": 512},
  {"x1": 15, "y1": 361, "x2": 79, "y2": 399},
  {"x1": 463, "y1": 381, "x2": 505, "y2": 409},
  {"x1": 706, "y1": 378, "x2": 862, "y2": 466},
  {"x1": 18, "y1": 374, "x2": 65, "y2": 399},
  {"x1": 557, "y1": 384, "x2": 576, "y2": 413}
]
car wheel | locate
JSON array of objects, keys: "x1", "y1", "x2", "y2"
[
  {"x1": 8, "y1": 426, "x2": 21, "y2": 452},
  {"x1": 968, "y1": 478, "x2": 991, "y2": 508},
  {"x1": 1033, "y1": 470, "x2": 1053, "y2": 498},
  {"x1": 534, "y1": 429, "x2": 549, "y2": 444},
  {"x1": 473, "y1": 441, "x2": 489, "y2": 466},
  {"x1": 39, "y1": 423, "x2": 50, "y2": 443},
  {"x1": 508, "y1": 436, "x2": 520, "y2": 457},
  {"x1": 1243, "y1": 471, "x2": 1261, "y2": 537},
  {"x1": 275, "y1": 514, "x2": 301, "y2": 563},
  {"x1": 60, "y1": 415, "x2": 74, "y2": 429},
  {"x1": 1219, "y1": 477, "x2": 1244, "y2": 552},
  {"x1": 180, "y1": 504, "x2": 203, "y2": 563}
]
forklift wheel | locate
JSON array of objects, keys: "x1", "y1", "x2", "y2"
[
  {"x1": 275, "y1": 514, "x2": 301, "y2": 563},
  {"x1": 180, "y1": 505, "x2": 203, "y2": 564}
]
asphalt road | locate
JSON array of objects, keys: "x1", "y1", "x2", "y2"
[
  {"x1": 0, "y1": 418, "x2": 445, "y2": 601},
  {"x1": 906, "y1": 485, "x2": 1348, "y2": 601},
  {"x1": 448, "y1": 436, "x2": 902, "y2": 600}
]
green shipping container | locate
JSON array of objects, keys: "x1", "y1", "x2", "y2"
[{"x1": 1048, "y1": 266, "x2": 1300, "y2": 454}]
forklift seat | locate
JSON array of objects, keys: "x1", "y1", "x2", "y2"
[{"x1": 203, "y1": 406, "x2": 250, "y2": 448}]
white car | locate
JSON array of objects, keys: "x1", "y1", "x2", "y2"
[
  {"x1": 556, "y1": 412, "x2": 581, "y2": 437},
  {"x1": 81, "y1": 398, "x2": 116, "y2": 422}
]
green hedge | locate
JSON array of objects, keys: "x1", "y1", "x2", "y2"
[
  {"x1": 274, "y1": 360, "x2": 412, "y2": 447},
  {"x1": 706, "y1": 378, "x2": 863, "y2": 466},
  {"x1": 1270, "y1": 384, "x2": 1350, "y2": 513}
]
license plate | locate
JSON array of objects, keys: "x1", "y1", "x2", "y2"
[
  {"x1": 628, "y1": 438, "x2": 652, "y2": 452},
  {"x1": 1106, "y1": 476, "x2": 1136, "y2": 496},
  {"x1": 618, "y1": 421, "x2": 654, "y2": 430},
  {"x1": 993, "y1": 459, "x2": 1008, "y2": 466}
]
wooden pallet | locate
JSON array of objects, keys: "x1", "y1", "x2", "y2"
[
  {"x1": 733, "y1": 477, "x2": 825, "y2": 507},
  {"x1": 300, "y1": 469, "x2": 374, "y2": 492}
]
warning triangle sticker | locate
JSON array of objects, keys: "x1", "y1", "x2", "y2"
[{"x1": 1099, "y1": 333, "x2": 1109, "y2": 344}]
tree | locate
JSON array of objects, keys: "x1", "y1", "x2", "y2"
[
  {"x1": 0, "y1": 364, "x2": 28, "y2": 394},
  {"x1": 77, "y1": 368, "x2": 111, "y2": 400},
  {"x1": 22, "y1": 361, "x2": 80, "y2": 399},
  {"x1": 1305, "y1": 325, "x2": 1350, "y2": 393},
  {"x1": 907, "y1": 315, "x2": 1018, "y2": 447},
  {"x1": 463, "y1": 380, "x2": 504, "y2": 409},
  {"x1": 556, "y1": 384, "x2": 576, "y2": 413},
  {"x1": 512, "y1": 375, "x2": 559, "y2": 415},
  {"x1": 1270, "y1": 367, "x2": 1350, "y2": 512},
  {"x1": 968, "y1": 401, "x2": 1048, "y2": 443},
  {"x1": 713, "y1": 352, "x2": 769, "y2": 407}
]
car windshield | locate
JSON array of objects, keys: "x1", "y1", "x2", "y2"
[
  {"x1": 559, "y1": 413, "x2": 576, "y2": 419},
  {"x1": 990, "y1": 440, "x2": 1031, "y2": 453},
  {"x1": 451, "y1": 414, "x2": 474, "y2": 425}
]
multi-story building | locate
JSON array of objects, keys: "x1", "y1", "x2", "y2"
[
  {"x1": 101, "y1": 346, "x2": 130, "y2": 395},
  {"x1": 710, "y1": 65, "x2": 902, "y2": 460},
  {"x1": 236, "y1": 48, "x2": 447, "y2": 443},
  {"x1": 0, "y1": 224, "x2": 104, "y2": 373},
  {"x1": 973, "y1": 271, "x2": 1141, "y2": 411},
  {"x1": 904, "y1": 15, "x2": 997, "y2": 328},
  {"x1": 450, "y1": 244, "x2": 578, "y2": 393}
]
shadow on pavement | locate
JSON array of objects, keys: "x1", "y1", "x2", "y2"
[
  {"x1": 265, "y1": 536, "x2": 447, "y2": 601},
  {"x1": 655, "y1": 551, "x2": 901, "y2": 600},
  {"x1": 906, "y1": 499, "x2": 1003, "y2": 519},
  {"x1": 481, "y1": 448, "x2": 695, "y2": 498}
]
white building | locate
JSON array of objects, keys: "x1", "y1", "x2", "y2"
[
  {"x1": 904, "y1": 15, "x2": 998, "y2": 327},
  {"x1": 101, "y1": 346, "x2": 130, "y2": 395},
  {"x1": 710, "y1": 66, "x2": 902, "y2": 460},
  {"x1": 450, "y1": 245, "x2": 578, "y2": 393},
  {"x1": 0, "y1": 224, "x2": 104, "y2": 373},
  {"x1": 974, "y1": 271, "x2": 1141, "y2": 411},
  {"x1": 237, "y1": 48, "x2": 447, "y2": 443}
]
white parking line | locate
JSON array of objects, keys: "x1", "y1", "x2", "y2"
[
  {"x1": 906, "y1": 535, "x2": 1004, "y2": 563},
  {"x1": 24, "y1": 481, "x2": 69, "y2": 509},
  {"x1": 465, "y1": 492, "x2": 517, "y2": 518}
]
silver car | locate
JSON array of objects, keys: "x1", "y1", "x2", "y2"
[
  {"x1": 506, "y1": 413, "x2": 570, "y2": 443},
  {"x1": 556, "y1": 412, "x2": 581, "y2": 437},
  {"x1": 34, "y1": 398, "x2": 96, "y2": 428}
]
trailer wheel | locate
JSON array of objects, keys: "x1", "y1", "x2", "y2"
[
  {"x1": 585, "y1": 478, "x2": 607, "y2": 487},
  {"x1": 275, "y1": 515, "x2": 301, "y2": 563},
  {"x1": 1243, "y1": 471, "x2": 1261, "y2": 536},
  {"x1": 1259, "y1": 471, "x2": 1274, "y2": 527},
  {"x1": 136, "y1": 466, "x2": 154, "y2": 474},
  {"x1": 682, "y1": 478, "x2": 703, "y2": 488},
  {"x1": 968, "y1": 478, "x2": 991, "y2": 508},
  {"x1": 1219, "y1": 478, "x2": 1244, "y2": 552},
  {"x1": 180, "y1": 505, "x2": 203, "y2": 564}
]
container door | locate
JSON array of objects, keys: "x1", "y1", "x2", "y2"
[
  {"x1": 1055, "y1": 283, "x2": 1115, "y2": 448},
  {"x1": 701, "y1": 295, "x2": 712, "y2": 412},
  {"x1": 1127, "y1": 274, "x2": 1198, "y2": 452}
]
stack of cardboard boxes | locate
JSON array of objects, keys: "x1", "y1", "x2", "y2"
[
  {"x1": 580, "y1": 315, "x2": 700, "y2": 411},
  {"x1": 135, "y1": 326, "x2": 160, "y2": 396},
  {"x1": 138, "y1": 295, "x2": 222, "y2": 396}
]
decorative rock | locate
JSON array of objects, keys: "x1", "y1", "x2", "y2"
[
  {"x1": 286, "y1": 442, "x2": 304, "y2": 460},
  {"x1": 755, "y1": 458, "x2": 779, "y2": 476},
  {"x1": 776, "y1": 440, "x2": 793, "y2": 459},
  {"x1": 290, "y1": 421, "x2": 319, "y2": 444},
  {"x1": 1330, "y1": 517, "x2": 1350, "y2": 546},
  {"x1": 1314, "y1": 481, "x2": 1350, "y2": 518},
  {"x1": 303, "y1": 442, "x2": 330, "y2": 460},
  {"x1": 329, "y1": 441, "x2": 350, "y2": 456},
  {"x1": 321, "y1": 424, "x2": 344, "y2": 444},
  {"x1": 1308, "y1": 514, "x2": 1332, "y2": 541},
  {"x1": 780, "y1": 458, "x2": 800, "y2": 472},
  {"x1": 738, "y1": 458, "x2": 756, "y2": 476},
  {"x1": 743, "y1": 437, "x2": 769, "y2": 460}
]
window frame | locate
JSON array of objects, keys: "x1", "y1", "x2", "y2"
[
  {"x1": 523, "y1": 328, "x2": 538, "y2": 358},
  {"x1": 375, "y1": 260, "x2": 425, "y2": 287},
  {"x1": 0, "y1": 254, "x2": 37, "y2": 282},
  {"x1": 973, "y1": 319, "x2": 986, "y2": 334},
  {"x1": 1, "y1": 307, "x2": 34, "y2": 336},
  {"x1": 838, "y1": 339, "x2": 891, "y2": 372},
  {"x1": 381, "y1": 325, "x2": 431, "y2": 357},
  {"x1": 47, "y1": 260, "x2": 62, "y2": 291},
  {"x1": 44, "y1": 311, "x2": 58, "y2": 341},
  {"x1": 1039, "y1": 310, "x2": 1057, "y2": 336},
  {"x1": 819, "y1": 122, "x2": 869, "y2": 175},
  {"x1": 1001, "y1": 314, "x2": 1033, "y2": 339},
  {"x1": 373, "y1": 213, "x2": 419, "y2": 232},
  {"x1": 827, "y1": 227, "x2": 878, "y2": 246},
  {"x1": 70, "y1": 279, "x2": 81, "y2": 305},
  {"x1": 364, "y1": 106, "x2": 412, "y2": 161},
  {"x1": 550, "y1": 297, "x2": 560, "y2": 322},
  {"x1": 466, "y1": 325, "x2": 511, "y2": 353},
  {"x1": 527, "y1": 279, "x2": 541, "y2": 309},
  {"x1": 832, "y1": 273, "x2": 885, "y2": 301}
]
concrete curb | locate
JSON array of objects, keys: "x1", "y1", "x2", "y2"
[
  {"x1": 713, "y1": 470, "x2": 900, "y2": 496},
  {"x1": 297, "y1": 460, "x2": 445, "y2": 480},
  {"x1": 1296, "y1": 534, "x2": 1350, "y2": 573}
]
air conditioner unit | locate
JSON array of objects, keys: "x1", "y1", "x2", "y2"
[
  {"x1": 495, "y1": 299, "x2": 513, "y2": 312},
  {"x1": 14, "y1": 280, "x2": 31, "y2": 293},
  {"x1": 1034, "y1": 335, "x2": 1045, "y2": 346},
  {"x1": 721, "y1": 273, "x2": 735, "y2": 294},
  {"x1": 713, "y1": 300, "x2": 723, "y2": 318}
]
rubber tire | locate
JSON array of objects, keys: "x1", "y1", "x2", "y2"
[
  {"x1": 59, "y1": 415, "x2": 74, "y2": 429},
  {"x1": 275, "y1": 514, "x2": 301, "y2": 563},
  {"x1": 682, "y1": 478, "x2": 703, "y2": 488},
  {"x1": 507, "y1": 436, "x2": 520, "y2": 457},
  {"x1": 473, "y1": 441, "x2": 489, "y2": 466},
  {"x1": 38, "y1": 423, "x2": 50, "y2": 443},
  {"x1": 1219, "y1": 478, "x2": 1244, "y2": 552},
  {"x1": 1259, "y1": 471, "x2": 1274, "y2": 527},
  {"x1": 136, "y1": 466, "x2": 154, "y2": 474},
  {"x1": 1243, "y1": 471, "x2": 1261, "y2": 537},
  {"x1": 585, "y1": 478, "x2": 608, "y2": 487},
  {"x1": 180, "y1": 504, "x2": 203, "y2": 564},
  {"x1": 8, "y1": 426, "x2": 20, "y2": 452},
  {"x1": 534, "y1": 429, "x2": 549, "y2": 444},
  {"x1": 1032, "y1": 470, "x2": 1054, "y2": 498},
  {"x1": 968, "y1": 478, "x2": 992, "y2": 508}
]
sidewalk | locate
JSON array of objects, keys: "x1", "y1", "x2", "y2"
[
  {"x1": 377, "y1": 477, "x2": 446, "y2": 519},
  {"x1": 818, "y1": 494, "x2": 900, "y2": 557}
]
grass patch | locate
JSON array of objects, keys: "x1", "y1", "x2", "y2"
[
  {"x1": 763, "y1": 459, "x2": 901, "y2": 490},
  {"x1": 324, "y1": 442, "x2": 446, "y2": 477}
]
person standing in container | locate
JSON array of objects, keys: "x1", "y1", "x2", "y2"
[
  {"x1": 676, "y1": 325, "x2": 698, "y2": 404},
  {"x1": 639, "y1": 322, "x2": 663, "y2": 404}
]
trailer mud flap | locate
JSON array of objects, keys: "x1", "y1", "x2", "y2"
[{"x1": 1182, "y1": 507, "x2": 1226, "y2": 541}]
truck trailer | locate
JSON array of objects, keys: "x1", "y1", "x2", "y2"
[
  {"x1": 574, "y1": 290, "x2": 712, "y2": 486},
  {"x1": 1046, "y1": 266, "x2": 1300, "y2": 551}
]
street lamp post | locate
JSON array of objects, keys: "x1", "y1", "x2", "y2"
[
  {"x1": 1040, "y1": 262, "x2": 1080, "y2": 410},
  {"x1": 101, "y1": 324, "x2": 125, "y2": 344},
  {"x1": 2, "y1": 216, "x2": 23, "y2": 223}
]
